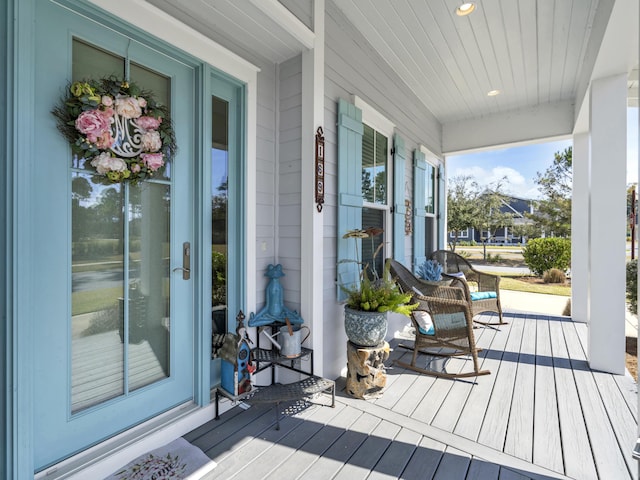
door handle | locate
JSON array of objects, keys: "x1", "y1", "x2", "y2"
[{"x1": 172, "y1": 242, "x2": 191, "y2": 280}]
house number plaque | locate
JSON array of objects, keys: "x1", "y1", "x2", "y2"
[{"x1": 315, "y1": 126, "x2": 325, "y2": 212}]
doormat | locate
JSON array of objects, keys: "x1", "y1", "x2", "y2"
[{"x1": 104, "y1": 437, "x2": 216, "y2": 480}]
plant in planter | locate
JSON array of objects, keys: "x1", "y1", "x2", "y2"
[{"x1": 340, "y1": 228, "x2": 417, "y2": 347}]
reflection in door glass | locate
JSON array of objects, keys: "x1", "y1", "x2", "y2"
[
  {"x1": 211, "y1": 96, "x2": 229, "y2": 335},
  {"x1": 128, "y1": 183, "x2": 171, "y2": 390},
  {"x1": 71, "y1": 173, "x2": 125, "y2": 412}
]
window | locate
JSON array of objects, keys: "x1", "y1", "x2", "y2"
[
  {"x1": 420, "y1": 145, "x2": 441, "y2": 256},
  {"x1": 362, "y1": 124, "x2": 387, "y2": 204},
  {"x1": 355, "y1": 96, "x2": 394, "y2": 279},
  {"x1": 425, "y1": 163, "x2": 435, "y2": 214}
]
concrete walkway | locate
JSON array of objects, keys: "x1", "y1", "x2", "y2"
[{"x1": 500, "y1": 289, "x2": 639, "y2": 338}]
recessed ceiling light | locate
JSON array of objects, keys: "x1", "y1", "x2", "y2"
[
  {"x1": 487, "y1": 89, "x2": 501, "y2": 96},
  {"x1": 456, "y1": 3, "x2": 476, "y2": 16}
]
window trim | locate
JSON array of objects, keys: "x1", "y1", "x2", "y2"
[
  {"x1": 419, "y1": 145, "x2": 443, "y2": 252},
  {"x1": 352, "y1": 96, "x2": 395, "y2": 262}
]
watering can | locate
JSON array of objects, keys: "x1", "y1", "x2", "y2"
[{"x1": 261, "y1": 319, "x2": 310, "y2": 358}]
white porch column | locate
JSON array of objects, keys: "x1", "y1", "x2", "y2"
[
  {"x1": 588, "y1": 74, "x2": 627, "y2": 374},
  {"x1": 572, "y1": 132, "x2": 589, "y2": 323},
  {"x1": 301, "y1": 0, "x2": 325, "y2": 375}
]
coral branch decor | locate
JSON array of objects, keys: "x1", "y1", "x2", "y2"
[{"x1": 53, "y1": 77, "x2": 177, "y2": 184}]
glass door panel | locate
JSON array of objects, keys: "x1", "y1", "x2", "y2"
[
  {"x1": 71, "y1": 175, "x2": 125, "y2": 412},
  {"x1": 69, "y1": 40, "x2": 174, "y2": 409},
  {"x1": 211, "y1": 95, "x2": 229, "y2": 335},
  {"x1": 128, "y1": 183, "x2": 171, "y2": 390}
]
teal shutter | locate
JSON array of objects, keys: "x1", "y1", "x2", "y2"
[
  {"x1": 337, "y1": 99, "x2": 363, "y2": 300},
  {"x1": 393, "y1": 134, "x2": 406, "y2": 263},
  {"x1": 437, "y1": 164, "x2": 446, "y2": 249},
  {"x1": 413, "y1": 150, "x2": 427, "y2": 272}
]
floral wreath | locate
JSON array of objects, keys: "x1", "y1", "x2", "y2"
[{"x1": 53, "y1": 77, "x2": 177, "y2": 184}]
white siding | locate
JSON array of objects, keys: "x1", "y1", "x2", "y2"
[
  {"x1": 255, "y1": 64, "x2": 278, "y2": 309},
  {"x1": 278, "y1": 55, "x2": 303, "y2": 312},
  {"x1": 322, "y1": 0, "x2": 442, "y2": 378}
]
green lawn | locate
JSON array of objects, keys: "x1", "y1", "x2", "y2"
[
  {"x1": 456, "y1": 246, "x2": 572, "y2": 296},
  {"x1": 498, "y1": 276, "x2": 571, "y2": 296},
  {"x1": 72, "y1": 287, "x2": 122, "y2": 315}
]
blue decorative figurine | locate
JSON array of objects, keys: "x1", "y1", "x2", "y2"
[{"x1": 248, "y1": 264, "x2": 304, "y2": 326}]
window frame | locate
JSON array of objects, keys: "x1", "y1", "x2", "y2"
[
  {"x1": 353, "y1": 96, "x2": 395, "y2": 268},
  {"x1": 420, "y1": 145, "x2": 442, "y2": 254}
]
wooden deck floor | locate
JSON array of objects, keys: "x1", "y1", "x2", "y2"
[{"x1": 186, "y1": 311, "x2": 638, "y2": 480}]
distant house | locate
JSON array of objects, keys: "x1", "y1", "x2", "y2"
[{"x1": 448, "y1": 195, "x2": 535, "y2": 246}]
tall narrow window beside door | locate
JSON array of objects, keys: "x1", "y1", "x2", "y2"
[{"x1": 211, "y1": 96, "x2": 229, "y2": 335}]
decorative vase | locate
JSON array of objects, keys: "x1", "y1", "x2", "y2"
[{"x1": 344, "y1": 306, "x2": 388, "y2": 347}]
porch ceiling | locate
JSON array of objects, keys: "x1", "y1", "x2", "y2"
[
  {"x1": 143, "y1": 0, "x2": 637, "y2": 150},
  {"x1": 334, "y1": 0, "x2": 604, "y2": 126},
  {"x1": 145, "y1": 0, "x2": 309, "y2": 65}
]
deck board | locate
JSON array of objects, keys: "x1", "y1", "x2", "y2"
[
  {"x1": 452, "y1": 318, "x2": 507, "y2": 441},
  {"x1": 549, "y1": 318, "x2": 599, "y2": 479},
  {"x1": 364, "y1": 427, "x2": 422, "y2": 480},
  {"x1": 503, "y1": 314, "x2": 536, "y2": 462},
  {"x1": 433, "y1": 446, "x2": 471, "y2": 480},
  {"x1": 331, "y1": 419, "x2": 401, "y2": 479},
  {"x1": 477, "y1": 314, "x2": 525, "y2": 450},
  {"x1": 186, "y1": 310, "x2": 636, "y2": 480},
  {"x1": 532, "y1": 318, "x2": 564, "y2": 473}
]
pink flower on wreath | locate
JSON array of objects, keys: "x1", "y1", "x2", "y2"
[
  {"x1": 140, "y1": 153, "x2": 164, "y2": 171},
  {"x1": 115, "y1": 95, "x2": 142, "y2": 119},
  {"x1": 94, "y1": 130, "x2": 115, "y2": 149},
  {"x1": 75, "y1": 109, "x2": 110, "y2": 139},
  {"x1": 101, "y1": 96, "x2": 113, "y2": 107},
  {"x1": 137, "y1": 97, "x2": 147, "y2": 108},
  {"x1": 136, "y1": 116, "x2": 162, "y2": 131},
  {"x1": 141, "y1": 130, "x2": 162, "y2": 152},
  {"x1": 131, "y1": 163, "x2": 142, "y2": 174}
]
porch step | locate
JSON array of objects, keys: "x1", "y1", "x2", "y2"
[{"x1": 246, "y1": 376, "x2": 335, "y2": 429}]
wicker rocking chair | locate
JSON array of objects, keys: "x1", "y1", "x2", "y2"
[
  {"x1": 387, "y1": 259, "x2": 490, "y2": 379},
  {"x1": 429, "y1": 249, "x2": 506, "y2": 326}
]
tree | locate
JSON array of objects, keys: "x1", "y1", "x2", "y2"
[
  {"x1": 528, "y1": 147, "x2": 572, "y2": 237},
  {"x1": 472, "y1": 182, "x2": 514, "y2": 259},
  {"x1": 446, "y1": 176, "x2": 479, "y2": 252}
]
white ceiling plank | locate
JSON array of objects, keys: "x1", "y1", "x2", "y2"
[
  {"x1": 518, "y1": 0, "x2": 539, "y2": 106},
  {"x1": 560, "y1": 1, "x2": 595, "y2": 100},
  {"x1": 211, "y1": 0, "x2": 301, "y2": 62},
  {"x1": 536, "y1": 0, "x2": 556, "y2": 104},
  {"x1": 477, "y1": 2, "x2": 514, "y2": 104},
  {"x1": 548, "y1": 0, "x2": 575, "y2": 104}
]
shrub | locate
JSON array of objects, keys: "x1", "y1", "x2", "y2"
[
  {"x1": 522, "y1": 237, "x2": 571, "y2": 276},
  {"x1": 543, "y1": 268, "x2": 566, "y2": 284},
  {"x1": 486, "y1": 253, "x2": 502, "y2": 264},
  {"x1": 627, "y1": 260, "x2": 638, "y2": 314}
]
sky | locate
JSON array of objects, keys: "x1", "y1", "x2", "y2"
[{"x1": 447, "y1": 107, "x2": 639, "y2": 200}]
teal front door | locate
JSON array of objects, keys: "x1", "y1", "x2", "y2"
[{"x1": 33, "y1": 2, "x2": 196, "y2": 470}]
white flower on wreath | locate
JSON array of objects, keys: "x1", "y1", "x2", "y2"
[
  {"x1": 141, "y1": 130, "x2": 162, "y2": 152},
  {"x1": 114, "y1": 95, "x2": 142, "y2": 119},
  {"x1": 91, "y1": 152, "x2": 127, "y2": 175}
]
